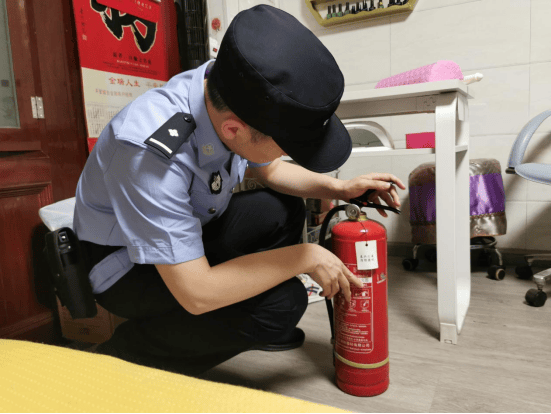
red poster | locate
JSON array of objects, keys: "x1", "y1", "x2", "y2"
[
  {"x1": 97, "y1": 0, "x2": 161, "y2": 22},
  {"x1": 72, "y1": 0, "x2": 177, "y2": 151},
  {"x1": 73, "y1": 0, "x2": 168, "y2": 81}
]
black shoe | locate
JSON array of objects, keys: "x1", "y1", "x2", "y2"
[
  {"x1": 95, "y1": 341, "x2": 142, "y2": 364},
  {"x1": 248, "y1": 327, "x2": 305, "y2": 352}
]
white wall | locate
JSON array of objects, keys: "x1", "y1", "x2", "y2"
[{"x1": 280, "y1": 0, "x2": 551, "y2": 252}]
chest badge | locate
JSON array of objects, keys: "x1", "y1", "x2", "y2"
[
  {"x1": 210, "y1": 171, "x2": 222, "y2": 194},
  {"x1": 202, "y1": 144, "x2": 214, "y2": 155}
]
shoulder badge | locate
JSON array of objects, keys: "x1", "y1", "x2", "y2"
[{"x1": 145, "y1": 113, "x2": 196, "y2": 159}]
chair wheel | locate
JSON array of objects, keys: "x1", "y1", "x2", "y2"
[
  {"x1": 525, "y1": 289, "x2": 547, "y2": 307},
  {"x1": 424, "y1": 248, "x2": 437, "y2": 263},
  {"x1": 402, "y1": 258, "x2": 419, "y2": 271},
  {"x1": 515, "y1": 265, "x2": 533, "y2": 280},
  {"x1": 488, "y1": 265, "x2": 506, "y2": 280}
]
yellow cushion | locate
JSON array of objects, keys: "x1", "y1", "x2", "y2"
[{"x1": 0, "y1": 339, "x2": 348, "y2": 413}]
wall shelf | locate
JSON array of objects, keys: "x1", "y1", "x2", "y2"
[{"x1": 305, "y1": 0, "x2": 417, "y2": 27}]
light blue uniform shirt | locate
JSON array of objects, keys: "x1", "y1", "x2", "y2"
[{"x1": 74, "y1": 60, "x2": 270, "y2": 294}]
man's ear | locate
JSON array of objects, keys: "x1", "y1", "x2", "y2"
[{"x1": 220, "y1": 116, "x2": 248, "y2": 142}]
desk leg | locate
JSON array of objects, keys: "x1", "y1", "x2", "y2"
[{"x1": 435, "y1": 92, "x2": 471, "y2": 344}]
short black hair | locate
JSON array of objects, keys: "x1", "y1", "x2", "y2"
[
  {"x1": 206, "y1": 74, "x2": 229, "y2": 112},
  {"x1": 206, "y1": 74, "x2": 269, "y2": 143}
]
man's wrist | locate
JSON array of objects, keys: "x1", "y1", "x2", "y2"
[{"x1": 332, "y1": 178, "x2": 347, "y2": 201}]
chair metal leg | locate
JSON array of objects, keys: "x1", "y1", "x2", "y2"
[
  {"x1": 524, "y1": 253, "x2": 551, "y2": 266},
  {"x1": 525, "y1": 267, "x2": 551, "y2": 307},
  {"x1": 494, "y1": 247, "x2": 504, "y2": 267},
  {"x1": 412, "y1": 244, "x2": 421, "y2": 260},
  {"x1": 533, "y1": 268, "x2": 551, "y2": 290}
]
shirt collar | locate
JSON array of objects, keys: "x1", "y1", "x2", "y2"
[{"x1": 188, "y1": 59, "x2": 232, "y2": 168}]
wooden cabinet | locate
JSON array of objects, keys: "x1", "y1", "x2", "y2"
[{"x1": 0, "y1": 151, "x2": 55, "y2": 341}]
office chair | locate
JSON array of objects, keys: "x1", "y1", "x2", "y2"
[
  {"x1": 506, "y1": 110, "x2": 551, "y2": 307},
  {"x1": 403, "y1": 158, "x2": 507, "y2": 280}
]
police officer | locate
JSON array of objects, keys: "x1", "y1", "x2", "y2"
[{"x1": 74, "y1": 5, "x2": 405, "y2": 376}]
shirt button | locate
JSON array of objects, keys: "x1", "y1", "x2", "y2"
[{"x1": 208, "y1": 207, "x2": 216, "y2": 214}]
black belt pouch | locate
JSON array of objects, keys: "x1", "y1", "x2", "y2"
[{"x1": 44, "y1": 227, "x2": 98, "y2": 319}]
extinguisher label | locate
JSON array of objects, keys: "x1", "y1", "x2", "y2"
[
  {"x1": 336, "y1": 265, "x2": 374, "y2": 354},
  {"x1": 355, "y1": 240, "x2": 378, "y2": 270}
]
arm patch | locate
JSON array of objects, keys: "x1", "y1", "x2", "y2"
[{"x1": 145, "y1": 113, "x2": 196, "y2": 159}]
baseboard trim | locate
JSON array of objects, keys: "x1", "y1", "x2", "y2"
[
  {"x1": 388, "y1": 242, "x2": 551, "y2": 267},
  {"x1": 0, "y1": 311, "x2": 60, "y2": 344}
]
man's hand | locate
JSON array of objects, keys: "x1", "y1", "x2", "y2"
[
  {"x1": 339, "y1": 173, "x2": 406, "y2": 217},
  {"x1": 307, "y1": 244, "x2": 364, "y2": 302}
]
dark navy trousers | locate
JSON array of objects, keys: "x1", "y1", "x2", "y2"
[{"x1": 88, "y1": 187, "x2": 308, "y2": 376}]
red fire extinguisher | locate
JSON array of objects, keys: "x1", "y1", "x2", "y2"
[{"x1": 318, "y1": 190, "x2": 400, "y2": 397}]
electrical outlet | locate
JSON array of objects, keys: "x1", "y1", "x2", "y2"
[{"x1": 417, "y1": 96, "x2": 437, "y2": 112}]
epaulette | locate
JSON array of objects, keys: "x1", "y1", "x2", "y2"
[{"x1": 145, "y1": 113, "x2": 196, "y2": 159}]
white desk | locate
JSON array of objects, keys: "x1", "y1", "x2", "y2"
[{"x1": 285, "y1": 80, "x2": 474, "y2": 344}]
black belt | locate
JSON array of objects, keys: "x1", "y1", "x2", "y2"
[{"x1": 79, "y1": 240, "x2": 124, "y2": 270}]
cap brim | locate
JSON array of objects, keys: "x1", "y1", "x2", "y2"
[{"x1": 276, "y1": 114, "x2": 352, "y2": 174}]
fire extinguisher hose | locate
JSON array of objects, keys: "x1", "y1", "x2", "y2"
[{"x1": 318, "y1": 204, "x2": 349, "y2": 343}]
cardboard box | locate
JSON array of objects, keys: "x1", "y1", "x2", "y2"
[
  {"x1": 310, "y1": 211, "x2": 329, "y2": 226},
  {"x1": 306, "y1": 198, "x2": 335, "y2": 214},
  {"x1": 304, "y1": 217, "x2": 340, "y2": 243},
  {"x1": 56, "y1": 297, "x2": 127, "y2": 344}
]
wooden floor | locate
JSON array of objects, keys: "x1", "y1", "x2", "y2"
[{"x1": 198, "y1": 256, "x2": 551, "y2": 413}]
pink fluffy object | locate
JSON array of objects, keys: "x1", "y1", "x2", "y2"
[{"x1": 375, "y1": 60, "x2": 464, "y2": 89}]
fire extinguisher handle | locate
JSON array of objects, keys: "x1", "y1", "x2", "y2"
[
  {"x1": 352, "y1": 188, "x2": 377, "y2": 204},
  {"x1": 350, "y1": 189, "x2": 401, "y2": 214}
]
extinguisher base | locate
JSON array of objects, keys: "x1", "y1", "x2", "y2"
[
  {"x1": 336, "y1": 376, "x2": 389, "y2": 397},
  {"x1": 335, "y1": 361, "x2": 389, "y2": 397}
]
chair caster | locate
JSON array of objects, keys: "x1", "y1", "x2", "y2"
[
  {"x1": 402, "y1": 258, "x2": 419, "y2": 271},
  {"x1": 424, "y1": 248, "x2": 437, "y2": 263},
  {"x1": 487, "y1": 265, "x2": 506, "y2": 280},
  {"x1": 525, "y1": 288, "x2": 547, "y2": 307},
  {"x1": 515, "y1": 265, "x2": 533, "y2": 280}
]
